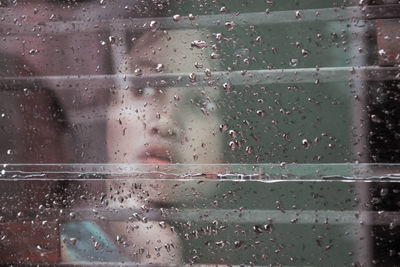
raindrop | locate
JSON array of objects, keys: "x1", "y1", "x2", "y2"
[
  {"x1": 224, "y1": 21, "x2": 236, "y2": 31},
  {"x1": 156, "y1": 64, "x2": 164, "y2": 72},
  {"x1": 193, "y1": 154, "x2": 199, "y2": 161},
  {"x1": 194, "y1": 62, "x2": 203, "y2": 68},
  {"x1": 149, "y1": 20, "x2": 158, "y2": 31},
  {"x1": 215, "y1": 33, "x2": 223, "y2": 41},
  {"x1": 301, "y1": 49, "x2": 310, "y2": 57},
  {"x1": 295, "y1": 11, "x2": 303, "y2": 20},
  {"x1": 222, "y1": 82, "x2": 232, "y2": 93},
  {"x1": 220, "y1": 6, "x2": 227, "y2": 13},
  {"x1": 253, "y1": 225, "x2": 263, "y2": 234},
  {"x1": 94, "y1": 241, "x2": 101, "y2": 250},
  {"x1": 210, "y1": 52, "x2": 221, "y2": 59},
  {"x1": 219, "y1": 124, "x2": 228, "y2": 133},
  {"x1": 29, "y1": 49, "x2": 39, "y2": 55},
  {"x1": 172, "y1": 14, "x2": 181, "y2": 22},
  {"x1": 256, "y1": 36, "x2": 263, "y2": 43},
  {"x1": 234, "y1": 240, "x2": 242, "y2": 248},
  {"x1": 256, "y1": 110, "x2": 265, "y2": 117},
  {"x1": 289, "y1": 58, "x2": 298, "y2": 67},
  {"x1": 229, "y1": 141, "x2": 236, "y2": 150},
  {"x1": 245, "y1": 146, "x2": 252, "y2": 154},
  {"x1": 191, "y1": 40, "x2": 208, "y2": 49},
  {"x1": 188, "y1": 13, "x2": 195, "y2": 20},
  {"x1": 108, "y1": 36, "x2": 116, "y2": 44},
  {"x1": 189, "y1": 73, "x2": 197, "y2": 82},
  {"x1": 264, "y1": 224, "x2": 273, "y2": 233},
  {"x1": 215, "y1": 240, "x2": 225, "y2": 248},
  {"x1": 134, "y1": 68, "x2": 142, "y2": 76},
  {"x1": 6, "y1": 149, "x2": 12, "y2": 155},
  {"x1": 302, "y1": 139, "x2": 310, "y2": 148},
  {"x1": 228, "y1": 130, "x2": 237, "y2": 138},
  {"x1": 159, "y1": 221, "x2": 167, "y2": 228},
  {"x1": 204, "y1": 69, "x2": 212, "y2": 77}
]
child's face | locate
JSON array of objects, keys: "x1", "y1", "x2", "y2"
[{"x1": 106, "y1": 30, "x2": 223, "y2": 164}]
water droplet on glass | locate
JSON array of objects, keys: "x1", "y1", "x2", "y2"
[
  {"x1": 224, "y1": 21, "x2": 236, "y2": 31},
  {"x1": 188, "y1": 13, "x2": 195, "y2": 20},
  {"x1": 6, "y1": 149, "x2": 12, "y2": 155},
  {"x1": 210, "y1": 52, "x2": 221, "y2": 59},
  {"x1": 302, "y1": 139, "x2": 310, "y2": 148},
  {"x1": 301, "y1": 49, "x2": 310, "y2": 57},
  {"x1": 228, "y1": 130, "x2": 237, "y2": 138},
  {"x1": 149, "y1": 20, "x2": 158, "y2": 31},
  {"x1": 246, "y1": 146, "x2": 252, "y2": 154},
  {"x1": 222, "y1": 82, "x2": 231, "y2": 93},
  {"x1": 189, "y1": 73, "x2": 197, "y2": 82},
  {"x1": 134, "y1": 68, "x2": 142, "y2": 76},
  {"x1": 191, "y1": 40, "x2": 208, "y2": 49},
  {"x1": 108, "y1": 36, "x2": 116, "y2": 44},
  {"x1": 295, "y1": 10, "x2": 303, "y2": 20},
  {"x1": 229, "y1": 141, "x2": 236, "y2": 150},
  {"x1": 29, "y1": 49, "x2": 39, "y2": 55},
  {"x1": 256, "y1": 110, "x2": 265, "y2": 117},
  {"x1": 215, "y1": 240, "x2": 225, "y2": 248},
  {"x1": 156, "y1": 64, "x2": 164, "y2": 72},
  {"x1": 193, "y1": 154, "x2": 199, "y2": 161},
  {"x1": 253, "y1": 225, "x2": 263, "y2": 233},
  {"x1": 289, "y1": 58, "x2": 298, "y2": 67},
  {"x1": 159, "y1": 221, "x2": 167, "y2": 228},
  {"x1": 172, "y1": 14, "x2": 181, "y2": 22},
  {"x1": 220, "y1": 6, "x2": 227, "y2": 13},
  {"x1": 219, "y1": 124, "x2": 228, "y2": 133},
  {"x1": 204, "y1": 69, "x2": 212, "y2": 77},
  {"x1": 256, "y1": 36, "x2": 263, "y2": 43},
  {"x1": 215, "y1": 33, "x2": 223, "y2": 41}
]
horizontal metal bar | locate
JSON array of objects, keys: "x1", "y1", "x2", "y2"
[
  {"x1": 0, "y1": 5, "x2": 398, "y2": 36},
  {"x1": 0, "y1": 66, "x2": 398, "y2": 90},
  {"x1": 0, "y1": 163, "x2": 399, "y2": 179},
  {"x1": 1, "y1": 207, "x2": 397, "y2": 225}
]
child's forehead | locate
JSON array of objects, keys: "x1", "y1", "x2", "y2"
[{"x1": 128, "y1": 29, "x2": 215, "y2": 73}]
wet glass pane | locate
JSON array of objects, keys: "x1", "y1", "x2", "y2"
[{"x1": 0, "y1": 0, "x2": 399, "y2": 265}]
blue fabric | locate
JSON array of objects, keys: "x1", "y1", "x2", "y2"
[{"x1": 61, "y1": 221, "x2": 127, "y2": 262}]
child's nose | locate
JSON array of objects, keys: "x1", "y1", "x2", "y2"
[{"x1": 148, "y1": 95, "x2": 183, "y2": 139}]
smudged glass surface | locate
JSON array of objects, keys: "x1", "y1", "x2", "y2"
[{"x1": 0, "y1": 0, "x2": 399, "y2": 265}]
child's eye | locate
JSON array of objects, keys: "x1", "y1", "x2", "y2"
[
  {"x1": 205, "y1": 101, "x2": 217, "y2": 112},
  {"x1": 133, "y1": 87, "x2": 155, "y2": 97}
]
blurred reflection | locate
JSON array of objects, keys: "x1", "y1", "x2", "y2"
[{"x1": 0, "y1": 53, "x2": 69, "y2": 163}]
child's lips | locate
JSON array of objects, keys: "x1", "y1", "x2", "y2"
[
  {"x1": 141, "y1": 147, "x2": 172, "y2": 163},
  {"x1": 144, "y1": 157, "x2": 170, "y2": 164}
]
